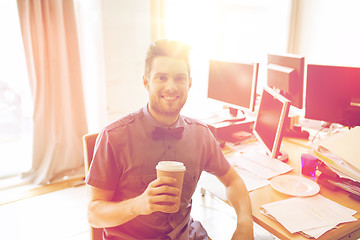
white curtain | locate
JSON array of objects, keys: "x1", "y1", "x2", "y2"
[
  {"x1": 73, "y1": 0, "x2": 108, "y2": 133},
  {"x1": 17, "y1": 0, "x2": 88, "y2": 184}
]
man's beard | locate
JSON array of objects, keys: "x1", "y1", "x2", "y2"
[{"x1": 149, "y1": 95, "x2": 186, "y2": 117}]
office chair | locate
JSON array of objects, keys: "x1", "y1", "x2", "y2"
[{"x1": 82, "y1": 133, "x2": 102, "y2": 240}]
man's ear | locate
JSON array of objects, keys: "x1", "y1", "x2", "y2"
[
  {"x1": 143, "y1": 75, "x2": 150, "y2": 91},
  {"x1": 188, "y1": 77, "x2": 192, "y2": 90}
]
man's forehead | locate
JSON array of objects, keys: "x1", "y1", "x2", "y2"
[{"x1": 150, "y1": 56, "x2": 188, "y2": 75}]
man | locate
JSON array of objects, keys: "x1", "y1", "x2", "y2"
[{"x1": 86, "y1": 39, "x2": 254, "y2": 240}]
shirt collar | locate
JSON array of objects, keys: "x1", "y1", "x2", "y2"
[{"x1": 143, "y1": 104, "x2": 186, "y2": 129}]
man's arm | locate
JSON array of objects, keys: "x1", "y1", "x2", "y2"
[
  {"x1": 87, "y1": 177, "x2": 180, "y2": 228},
  {"x1": 217, "y1": 167, "x2": 254, "y2": 240}
]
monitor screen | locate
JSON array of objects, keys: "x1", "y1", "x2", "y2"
[
  {"x1": 305, "y1": 64, "x2": 360, "y2": 127},
  {"x1": 267, "y1": 53, "x2": 305, "y2": 109},
  {"x1": 208, "y1": 60, "x2": 259, "y2": 112},
  {"x1": 253, "y1": 87, "x2": 290, "y2": 159}
]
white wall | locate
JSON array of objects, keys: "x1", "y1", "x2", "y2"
[
  {"x1": 293, "y1": 0, "x2": 360, "y2": 67},
  {"x1": 100, "y1": 0, "x2": 360, "y2": 123},
  {"x1": 101, "y1": 0, "x2": 151, "y2": 122}
]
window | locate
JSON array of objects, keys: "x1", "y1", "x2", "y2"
[
  {"x1": 0, "y1": 1, "x2": 33, "y2": 179},
  {"x1": 164, "y1": 0, "x2": 293, "y2": 116}
]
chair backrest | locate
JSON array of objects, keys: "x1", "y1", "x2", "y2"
[
  {"x1": 82, "y1": 133, "x2": 103, "y2": 240},
  {"x1": 83, "y1": 133, "x2": 98, "y2": 175}
]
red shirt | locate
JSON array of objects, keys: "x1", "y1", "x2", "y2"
[{"x1": 86, "y1": 105, "x2": 230, "y2": 240}]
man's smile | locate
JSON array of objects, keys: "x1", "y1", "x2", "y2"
[{"x1": 161, "y1": 95, "x2": 179, "y2": 101}]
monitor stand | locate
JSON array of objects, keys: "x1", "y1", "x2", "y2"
[
  {"x1": 223, "y1": 107, "x2": 246, "y2": 123},
  {"x1": 284, "y1": 127, "x2": 310, "y2": 139},
  {"x1": 321, "y1": 121, "x2": 332, "y2": 128},
  {"x1": 268, "y1": 151, "x2": 289, "y2": 162},
  {"x1": 206, "y1": 107, "x2": 254, "y2": 143},
  {"x1": 284, "y1": 116, "x2": 310, "y2": 139}
]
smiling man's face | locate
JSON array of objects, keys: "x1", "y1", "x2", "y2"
[{"x1": 144, "y1": 56, "x2": 192, "y2": 124}]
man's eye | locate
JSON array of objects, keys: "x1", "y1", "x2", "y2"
[
  {"x1": 175, "y1": 76, "x2": 186, "y2": 82},
  {"x1": 158, "y1": 75, "x2": 167, "y2": 81}
]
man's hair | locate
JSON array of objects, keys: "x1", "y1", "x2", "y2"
[{"x1": 144, "y1": 39, "x2": 192, "y2": 78}]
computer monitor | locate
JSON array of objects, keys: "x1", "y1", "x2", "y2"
[
  {"x1": 208, "y1": 60, "x2": 259, "y2": 119},
  {"x1": 267, "y1": 53, "x2": 305, "y2": 109},
  {"x1": 305, "y1": 64, "x2": 360, "y2": 127},
  {"x1": 253, "y1": 87, "x2": 290, "y2": 161}
]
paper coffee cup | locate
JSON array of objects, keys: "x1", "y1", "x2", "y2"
[{"x1": 156, "y1": 161, "x2": 186, "y2": 212}]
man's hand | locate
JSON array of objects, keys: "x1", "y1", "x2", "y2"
[
  {"x1": 231, "y1": 218, "x2": 254, "y2": 240},
  {"x1": 134, "y1": 176, "x2": 181, "y2": 215},
  {"x1": 87, "y1": 176, "x2": 181, "y2": 228}
]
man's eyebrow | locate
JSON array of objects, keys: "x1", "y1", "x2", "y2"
[
  {"x1": 153, "y1": 72, "x2": 167, "y2": 76},
  {"x1": 153, "y1": 73, "x2": 187, "y2": 77}
]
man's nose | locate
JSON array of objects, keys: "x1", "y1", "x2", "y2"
[{"x1": 164, "y1": 78, "x2": 177, "y2": 91}]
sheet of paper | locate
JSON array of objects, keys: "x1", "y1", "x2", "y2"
[
  {"x1": 198, "y1": 170, "x2": 270, "y2": 201},
  {"x1": 302, "y1": 196, "x2": 359, "y2": 238},
  {"x1": 241, "y1": 151, "x2": 293, "y2": 175},
  {"x1": 301, "y1": 224, "x2": 338, "y2": 239},
  {"x1": 227, "y1": 151, "x2": 293, "y2": 179},
  {"x1": 229, "y1": 141, "x2": 263, "y2": 153},
  {"x1": 261, "y1": 195, "x2": 357, "y2": 234},
  {"x1": 228, "y1": 154, "x2": 280, "y2": 179},
  {"x1": 260, "y1": 209, "x2": 338, "y2": 239},
  {"x1": 232, "y1": 168, "x2": 270, "y2": 191}
]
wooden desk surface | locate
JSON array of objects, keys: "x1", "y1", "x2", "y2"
[{"x1": 249, "y1": 139, "x2": 360, "y2": 240}]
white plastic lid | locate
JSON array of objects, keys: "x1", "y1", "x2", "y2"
[{"x1": 156, "y1": 161, "x2": 186, "y2": 171}]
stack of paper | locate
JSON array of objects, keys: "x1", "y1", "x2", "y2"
[
  {"x1": 313, "y1": 126, "x2": 360, "y2": 182},
  {"x1": 261, "y1": 195, "x2": 357, "y2": 238}
]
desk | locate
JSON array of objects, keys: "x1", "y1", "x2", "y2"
[{"x1": 206, "y1": 138, "x2": 360, "y2": 240}]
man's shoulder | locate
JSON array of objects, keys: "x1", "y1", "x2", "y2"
[
  {"x1": 103, "y1": 108, "x2": 143, "y2": 133},
  {"x1": 182, "y1": 115, "x2": 208, "y2": 128}
]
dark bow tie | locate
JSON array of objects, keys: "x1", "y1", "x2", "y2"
[{"x1": 152, "y1": 126, "x2": 184, "y2": 140}]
